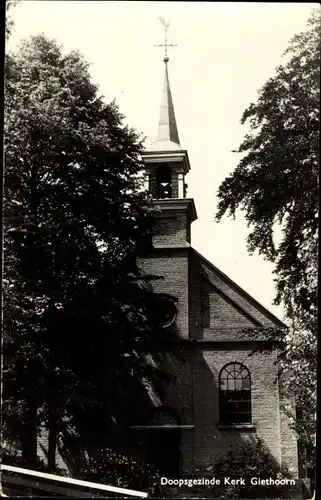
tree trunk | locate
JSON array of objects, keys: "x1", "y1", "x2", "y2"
[
  {"x1": 47, "y1": 415, "x2": 57, "y2": 473},
  {"x1": 21, "y1": 404, "x2": 37, "y2": 468}
]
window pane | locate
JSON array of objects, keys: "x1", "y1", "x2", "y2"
[
  {"x1": 231, "y1": 390, "x2": 251, "y2": 401},
  {"x1": 221, "y1": 411, "x2": 251, "y2": 425},
  {"x1": 228, "y1": 401, "x2": 251, "y2": 413},
  {"x1": 228, "y1": 401, "x2": 248, "y2": 408},
  {"x1": 235, "y1": 378, "x2": 242, "y2": 390},
  {"x1": 233, "y1": 414, "x2": 251, "y2": 424},
  {"x1": 220, "y1": 379, "x2": 228, "y2": 390},
  {"x1": 242, "y1": 377, "x2": 250, "y2": 390},
  {"x1": 219, "y1": 363, "x2": 251, "y2": 425},
  {"x1": 227, "y1": 378, "x2": 235, "y2": 391}
]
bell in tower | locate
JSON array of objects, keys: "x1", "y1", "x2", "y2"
[
  {"x1": 141, "y1": 19, "x2": 197, "y2": 246},
  {"x1": 156, "y1": 165, "x2": 172, "y2": 198}
]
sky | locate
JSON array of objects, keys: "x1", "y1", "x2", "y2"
[{"x1": 7, "y1": 1, "x2": 317, "y2": 321}]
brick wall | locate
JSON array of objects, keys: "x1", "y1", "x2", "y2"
[
  {"x1": 163, "y1": 349, "x2": 194, "y2": 474},
  {"x1": 192, "y1": 347, "x2": 282, "y2": 472},
  {"x1": 34, "y1": 196, "x2": 298, "y2": 480},
  {"x1": 153, "y1": 210, "x2": 189, "y2": 247},
  {"x1": 201, "y1": 278, "x2": 259, "y2": 330},
  {"x1": 138, "y1": 249, "x2": 190, "y2": 339},
  {"x1": 37, "y1": 424, "x2": 70, "y2": 475},
  {"x1": 200, "y1": 257, "x2": 280, "y2": 328},
  {"x1": 138, "y1": 248, "x2": 195, "y2": 474},
  {"x1": 138, "y1": 239, "x2": 298, "y2": 477},
  {"x1": 188, "y1": 251, "x2": 203, "y2": 340}
]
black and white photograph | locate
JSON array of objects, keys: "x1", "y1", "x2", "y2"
[{"x1": 2, "y1": 1, "x2": 319, "y2": 499}]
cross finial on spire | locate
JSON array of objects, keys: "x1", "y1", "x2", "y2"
[{"x1": 155, "y1": 17, "x2": 178, "y2": 63}]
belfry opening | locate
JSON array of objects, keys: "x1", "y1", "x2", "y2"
[{"x1": 155, "y1": 165, "x2": 172, "y2": 198}]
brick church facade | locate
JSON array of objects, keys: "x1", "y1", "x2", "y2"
[
  {"x1": 37, "y1": 53, "x2": 299, "y2": 483},
  {"x1": 130, "y1": 56, "x2": 299, "y2": 478}
]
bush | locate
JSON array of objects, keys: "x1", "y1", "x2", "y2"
[
  {"x1": 0, "y1": 443, "x2": 47, "y2": 472},
  {"x1": 81, "y1": 447, "x2": 171, "y2": 497},
  {"x1": 1, "y1": 443, "x2": 50, "y2": 497},
  {"x1": 211, "y1": 438, "x2": 292, "y2": 498}
]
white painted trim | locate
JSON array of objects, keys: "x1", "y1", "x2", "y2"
[
  {"x1": 1, "y1": 464, "x2": 148, "y2": 498},
  {"x1": 178, "y1": 173, "x2": 184, "y2": 198}
]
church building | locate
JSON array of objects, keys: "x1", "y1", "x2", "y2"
[
  {"x1": 37, "y1": 35, "x2": 300, "y2": 488},
  {"x1": 130, "y1": 50, "x2": 299, "y2": 479}
]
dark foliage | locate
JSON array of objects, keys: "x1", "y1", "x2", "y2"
[
  {"x1": 215, "y1": 9, "x2": 319, "y2": 457},
  {"x1": 3, "y1": 33, "x2": 177, "y2": 466},
  {"x1": 81, "y1": 448, "x2": 171, "y2": 497},
  {"x1": 211, "y1": 438, "x2": 292, "y2": 499},
  {"x1": 216, "y1": 10, "x2": 319, "y2": 325}
]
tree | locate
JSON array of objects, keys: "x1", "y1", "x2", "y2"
[
  {"x1": 215, "y1": 9, "x2": 319, "y2": 460},
  {"x1": 4, "y1": 34, "x2": 176, "y2": 469},
  {"x1": 5, "y1": 0, "x2": 20, "y2": 40}
]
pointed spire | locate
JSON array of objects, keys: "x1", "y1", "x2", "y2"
[
  {"x1": 157, "y1": 60, "x2": 180, "y2": 146},
  {"x1": 150, "y1": 19, "x2": 181, "y2": 152},
  {"x1": 149, "y1": 59, "x2": 181, "y2": 151}
]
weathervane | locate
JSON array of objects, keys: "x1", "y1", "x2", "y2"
[{"x1": 155, "y1": 17, "x2": 178, "y2": 63}]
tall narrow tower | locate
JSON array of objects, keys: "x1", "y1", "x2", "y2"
[
  {"x1": 142, "y1": 23, "x2": 197, "y2": 248},
  {"x1": 138, "y1": 24, "x2": 197, "y2": 475}
]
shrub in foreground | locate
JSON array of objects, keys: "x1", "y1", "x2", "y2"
[
  {"x1": 211, "y1": 438, "x2": 293, "y2": 498},
  {"x1": 81, "y1": 447, "x2": 172, "y2": 497}
]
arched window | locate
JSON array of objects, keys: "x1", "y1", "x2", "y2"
[
  {"x1": 155, "y1": 165, "x2": 172, "y2": 198},
  {"x1": 219, "y1": 362, "x2": 251, "y2": 425}
]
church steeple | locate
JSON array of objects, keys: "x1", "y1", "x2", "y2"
[
  {"x1": 150, "y1": 17, "x2": 181, "y2": 152},
  {"x1": 141, "y1": 18, "x2": 197, "y2": 247},
  {"x1": 151, "y1": 60, "x2": 180, "y2": 150}
]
